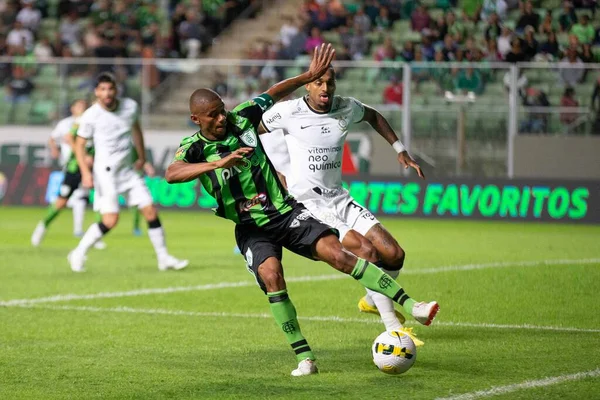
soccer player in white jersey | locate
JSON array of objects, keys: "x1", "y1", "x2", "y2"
[
  {"x1": 68, "y1": 72, "x2": 188, "y2": 272},
  {"x1": 259, "y1": 66, "x2": 433, "y2": 345},
  {"x1": 31, "y1": 99, "x2": 102, "y2": 246}
]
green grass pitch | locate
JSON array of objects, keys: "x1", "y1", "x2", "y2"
[{"x1": 1, "y1": 207, "x2": 599, "y2": 400}]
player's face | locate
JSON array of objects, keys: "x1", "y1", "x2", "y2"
[
  {"x1": 70, "y1": 100, "x2": 87, "y2": 117},
  {"x1": 306, "y1": 69, "x2": 336, "y2": 111},
  {"x1": 95, "y1": 82, "x2": 117, "y2": 109},
  {"x1": 191, "y1": 99, "x2": 227, "y2": 139}
]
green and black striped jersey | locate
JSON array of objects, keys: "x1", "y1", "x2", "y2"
[{"x1": 173, "y1": 94, "x2": 294, "y2": 226}]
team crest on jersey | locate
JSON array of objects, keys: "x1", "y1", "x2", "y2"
[
  {"x1": 239, "y1": 129, "x2": 257, "y2": 148},
  {"x1": 175, "y1": 146, "x2": 186, "y2": 159}
]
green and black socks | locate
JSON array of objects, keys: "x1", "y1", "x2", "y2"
[
  {"x1": 351, "y1": 259, "x2": 416, "y2": 315},
  {"x1": 267, "y1": 289, "x2": 315, "y2": 362},
  {"x1": 43, "y1": 204, "x2": 60, "y2": 227}
]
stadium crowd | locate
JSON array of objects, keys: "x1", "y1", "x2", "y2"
[
  {"x1": 1, "y1": 0, "x2": 600, "y2": 132},
  {"x1": 223, "y1": 1, "x2": 597, "y2": 116},
  {"x1": 0, "y1": 0, "x2": 254, "y2": 59}
]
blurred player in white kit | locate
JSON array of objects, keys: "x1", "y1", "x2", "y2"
[{"x1": 68, "y1": 72, "x2": 188, "y2": 273}]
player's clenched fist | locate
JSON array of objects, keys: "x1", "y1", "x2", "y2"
[{"x1": 215, "y1": 147, "x2": 254, "y2": 169}]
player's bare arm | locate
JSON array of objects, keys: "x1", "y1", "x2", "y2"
[
  {"x1": 74, "y1": 135, "x2": 93, "y2": 188},
  {"x1": 165, "y1": 147, "x2": 254, "y2": 183},
  {"x1": 361, "y1": 106, "x2": 425, "y2": 179},
  {"x1": 48, "y1": 137, "x2": 60, "y2": 160},
  {"x1": 265, "y1": 43, "x2": 335, "y2": 103},
  {"x1": 131, "y1": 120, "x2": 146, "y2": 171}
]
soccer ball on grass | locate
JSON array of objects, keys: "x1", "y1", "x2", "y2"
[{"x1": 372, "y1": 330, "x2": 416, "y2": 375}]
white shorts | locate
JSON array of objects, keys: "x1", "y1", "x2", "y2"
[
  {"x1": 295, "y1": 187, "x2": 380, "y2": 241},
  {"x1": 93, "y1": 167, "x2": 153, "y2": 214}
]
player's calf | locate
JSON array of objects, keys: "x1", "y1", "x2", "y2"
[
  {"x1": 366, "y1": 224, "x2": 405, "y2": 271},
  {"x1": 257, "y1": 258, "x2": 287, "y2": 292},
  {"x1": 342, "y1": 230, "x2": 379, "y2": 263}
]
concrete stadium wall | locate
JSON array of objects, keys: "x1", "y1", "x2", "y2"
[{"x1": 514, "y1": 136, "x2": 600, "y2": 180}]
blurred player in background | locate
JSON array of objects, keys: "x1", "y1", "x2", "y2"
[
  {"x1": 166, "y1": 44, "x2": 438, "y2": 376},
  {"x1": 68, "y1": 72, "x2": 188, "y2": 272},
  {"x1": 31, "y1": 99, "x2": 105, "y2": 249},
  {"x1": 259, "y1": 65, "x2": 427, "y2": 345}
]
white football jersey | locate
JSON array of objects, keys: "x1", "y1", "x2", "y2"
[
  {"x1": 258, "y1": 128, "x2": 292, "y2": 178},
  {"x1": 77, "y1": 98, "x2": 139, "y2": 171},
  {"x1": 50, "y1": 116, "x2": 75, "y2": 167},
  {"x1": 261, "y1": 96, "x2": 365, "y2": 197}
]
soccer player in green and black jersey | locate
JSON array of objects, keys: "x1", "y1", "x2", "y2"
[{"x1": 166, "y1": 44, "x2": 439, "y2": 376}]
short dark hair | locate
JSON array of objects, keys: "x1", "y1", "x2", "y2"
[{"x1": 95, "y1": 72, "x2": 116, "y2": 88}]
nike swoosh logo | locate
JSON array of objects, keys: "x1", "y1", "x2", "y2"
[{"x1": 300, "y1": 125, "x2": 311, "y2": 129}]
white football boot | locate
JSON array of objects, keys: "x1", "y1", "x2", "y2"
[
  {"x1": 158, "y1": 255, "x2": 189, "y2": 271},
  {"x1": 31, "y1": 222, "x2": 46, "y2": 247},
  {"x1": 67, "y1": 250, "x2": 86, "y2": 273},
  {"x1": 291, "y1": 358, "x2": 318, "y2": 376},
  {"x1": 411, "y1": 301, "x2": 439, "y2": 326}
]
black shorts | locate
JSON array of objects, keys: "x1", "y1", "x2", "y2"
[
  {"x1": 235, "y1": 203, "x2": 338, "y2": 293},
  {"x1": 59, "y1": 171, "x2": 82, "y2": 199}
]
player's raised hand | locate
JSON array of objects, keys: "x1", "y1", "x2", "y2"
[
  {"x1": 398, "y1": 151, "x2": 425, "y2": 179},
  {"x1": 216, "y1": 147, "x2": 254, "y2": 169},
  {"x1": 308, "y1": 43, "x2": 335, "y2": 80}
]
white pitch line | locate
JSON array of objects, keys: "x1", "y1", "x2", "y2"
[
  {"x1": 1, "y1": 258, "x2": 598, "y2": 307},
  {"x1": 8, "y1": 304, "x2": 600, "y2": 334},
  {"x1": 436, "y1": 368, "x2": 600, "y2": 400}
]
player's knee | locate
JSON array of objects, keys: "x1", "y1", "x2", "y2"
[
  {"x1": 102, "y1": 214, "x2": 119, "y2": 229},
  {"x1": 258, "y1": 269, "x2": 285, "y2": 292},
  {"x1": 257, "y1": 259, "x2": 285, "y2": 291},
  {"x1": 141, "y1": 205, "x2": 158, "y2": 221}
]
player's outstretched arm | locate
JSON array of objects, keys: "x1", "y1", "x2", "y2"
[
  {"x1": 74, "y1": 136, "x2": 93, "y2": 187},
  {"x1": 362, "y1": 105, "x2": 425, "y2": 179},
  {"x1": 131, "y1": 120, "x2": 146, "y2": 170},
  {"x1": 166, "y1": 147, "x2": 254, "y2": 183},
  {"x1": 265, "y1": 43, "x2": 335, "y2": 103}
]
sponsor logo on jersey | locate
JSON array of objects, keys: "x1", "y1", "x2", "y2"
[
  {"x1": 307, "y1": 146, "x2": 342, "y2": 172},
  {"x1": 321, "y1": 126, "x2": 330, "y2": 134},
  {"x1": 265, "y1": 113, "x2": 281, "y2": 125},
  {"x1": 239, "y1": 192, "x2": 267, "y2": 212},
  {"x1": 239, "y1": 129, "x2": 258, "y2": 148}
]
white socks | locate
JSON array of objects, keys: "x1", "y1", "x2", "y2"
[
  {"x1": 72, "y1": 198, "x2": 86, "y2": 236},
  {"x1": 148, "y1": 227, "x2": 168, "y2": 259},
  {"x1": 366, "y1": 268, "x2": 403, "y2": 331},
  {"x1": 75, "y1": 223, "x2": 104, "y2": 254}
]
